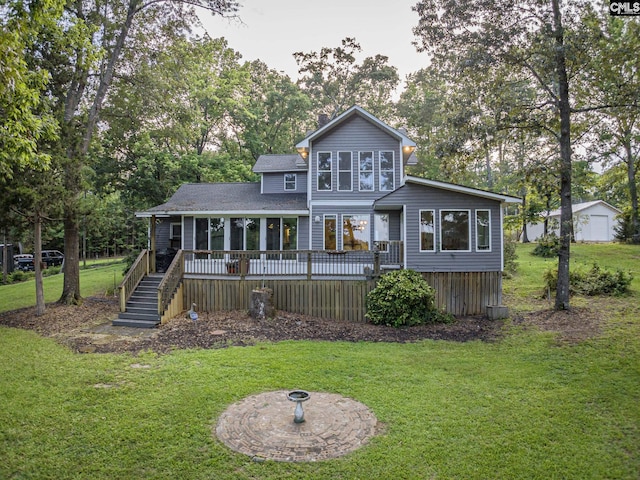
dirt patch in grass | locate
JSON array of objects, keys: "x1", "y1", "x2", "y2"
[{"x1": 0, "y1": 295, "x2": 604, "y2": 355}]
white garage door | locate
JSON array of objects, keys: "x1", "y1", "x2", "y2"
[{"x1": 586, "y1": 215, "x2": 610, "y2": 242}]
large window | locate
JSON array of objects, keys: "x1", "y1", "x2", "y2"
[
  {"x1": 210, "y1": 218, "x2": 224, "y2": 256},
  {"x1": 440, "y1": 210, "x2": 470, "y2": 251},
  {"x1": 359, "y1": 151, "x2": 374, "y2": 191},
  {"x1": 230, "y1": 217, "x2": 260, "y2": 252},
  {"x1": 476, "y1": 210, "x2": 491, "y2": 251},
  {"x1": 379, "y1": 151, "x2": 395, "y2": 191},
  {"x1": 317, "y1": 152, "x2": 332, "y2": 191},
  {"x1": 284, "y1": 173, "x2": 296, "y2": 191},
  {"x1": 338, "y1": 151, "x2": 352, "y2": 191},
  {"x1": 267, "y1": 217, "x2": 298, "y2": 258},
  {"x1": 342, "y1": 214, "x2": 370, "y2": 251},
  {"x1": 420, "y1": 210, "x2": 435, "y2": 251},
  {"x1": 374, "y1": 213, "x2": 389, "y2": 252},
  {"x1": 324, "y1": 215, "x2": 337, "y2": 250}
]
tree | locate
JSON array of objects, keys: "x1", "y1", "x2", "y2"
[
  {"x1": 412, "y1": 0, "x2": 595, "y2": 310},
  {"x1": 42, "y1": 0, "x2": 239, "y2": 304},
  {"x1": 582, "y1": 14, "x2": 640, "y2": 241},
  {"x1": 0, "y1": 0, "x2": 63, "y2": 180},
  {"x1": 232, "y1": 60, "x2": 313, "y2": 161},
  {"x1": 294, "y1": 37, "x2": 399, "y2": 119}
]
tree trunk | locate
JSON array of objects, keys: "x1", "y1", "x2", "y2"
[
  {"x1": 552, "y1": 0, "x2": 572, "y2": 311},
  {"x1": 34, "y1": 214, "x2": 45, "y2": 316},
  {"x1": 624, "y1": 139, "x2": 639, "y2": 242},
  {"x1": 59, "y1": 210, "x2": 82, "y2": 305},
  {"x1": 521, "y1": 193, "x2": 530, "y2": 243},
  {"x1": 59, "y1": 0, "x2": 139, "y2": 303}
]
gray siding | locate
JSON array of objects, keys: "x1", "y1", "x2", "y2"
[
  {"x1": 262, "y1": 172, "x2": 308, "y2": 194},
  {"x1": 310, "y1": 115, "x2": 402, "y2": 202},
  {"x1": 380, "y1": 183, "x2": 503, "y2": 272},
  {"x1": 310, "y1": 205, "x2": 374, "y2": 250}
]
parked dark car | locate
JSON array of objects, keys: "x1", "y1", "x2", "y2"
[{"x1": 16, "y1": 250, "x2": 64, "y2": 271}]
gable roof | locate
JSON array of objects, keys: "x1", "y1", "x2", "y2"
[
  {"x1": 373, "y1": 176, "x2": 522, "y2": 207},
  {"x1": 253, "y1": 154, "x2": 307, "y2": 173},
  {"x1": 544, "y1": 200, "x2": 621, "y2": 218},
  {"x1": 136, "y1": 183, "x2": 308, "y2": 217},
  {"x1": 296, "y1": 105, "x2": 416, "y2": 152}
]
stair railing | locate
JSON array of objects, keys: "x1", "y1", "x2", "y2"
[
  {"x1": 119, "y1": 250, "x2": 149, "y2": 312},
  {"x1": 157, "y1": 249, "x2": 184, "y2": 316}
]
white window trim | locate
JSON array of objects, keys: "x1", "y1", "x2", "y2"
[
  {"x1": 419, "y1": 209, "x2": 436, "y2": 252},
  {"x1": 170, "y1": 222, "x2": 181, "y2": 239},
  {"x1": 337, "y1": 151, "x2": 353, "y2": 191},
  {"x1": 317, "y1": 151, "x2": 332, "y2": 191},
  {"x1": 379, "y1": 150, "x2": 395, "y2": 191},
  {"x1": 475, "y1": 209, "x2": 492, "y2": 252},
  {"x1": 358, "y1": 151, "x2": 375, "y2": 192},
  {"x1": 439, "y1": 209, "x2": 472, "y2": 252},
  {"x1": 323, "y1": 214, "x2": 337, "y2": 250},
  {"x1": 284, "y1": 173, "x2": 297, "y2": 191}
]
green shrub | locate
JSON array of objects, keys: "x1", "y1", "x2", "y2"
[
  {"x1": 532, "y1": 234, "x2": 560, "y2": 258},
  {"x1": 503, "y1": 235, "x2": 518, "y2": 276},
  {"x1": 10, "y1": 271, "x2": 34, "y2": 283},
  {"x1": 543, "y1": 263, "x2": 633, "y2": 296},
  {"x1": 42, "y1": 266, "x2": 61, "y2": 277},
  {"x1": 366, "y1": 269, "x2": 451, "y2": 327}
]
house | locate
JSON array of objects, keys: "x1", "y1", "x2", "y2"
[
  {"x1": 526, "y1": 200, "x2": 621, "y2": 242},
  {"x1": 122, "y1": 106, "x2": 520, "y2": 327}
]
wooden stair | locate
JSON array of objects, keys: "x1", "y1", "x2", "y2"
[{"x1": 112, "y1": 274, "x2": 163, "y2": 328}]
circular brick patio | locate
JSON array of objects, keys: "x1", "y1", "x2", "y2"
[{"x1": 215, "y1": 390, "x2": 377, "y2": 462}]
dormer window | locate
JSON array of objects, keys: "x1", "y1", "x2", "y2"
[
  {"x1": 359, "y1": 151, "x2": 374, "y2": 191},
  {"x1": 284, "y1": 173, "x2": 296, "y2": 191}
]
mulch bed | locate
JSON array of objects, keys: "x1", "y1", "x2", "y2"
[{"x1": 0, "y1": 295, "x2": 603, "y2": 355}]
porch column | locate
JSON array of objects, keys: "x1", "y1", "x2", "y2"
[{"x1": 150, "y1": 215, "x2": 157, "y2": 273}]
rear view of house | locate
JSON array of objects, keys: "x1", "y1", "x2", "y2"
[{"x1": 121, "y1": 106, "x2": 520, "y2": 327}]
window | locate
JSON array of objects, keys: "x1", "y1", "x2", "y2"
[
  {"x1": 359, "y1": 151, "x2": 374, "y2": 191},
  {"x1": 266, "y1": 217, "x2": 298, "y2": 259},
  {"x1": 374, "y1": 213, "x2": 389, "y2": 252},
  {"x1": 324, "y1": 215, "x2": 337, "y2": 250},
  {"x1": 440, "y1": 210, "x2": 470, "y2": 251},
  {"x1": 342, "y1": 214, "x2": 370, "y2": 251},
  {"x1": 420, "y1": 210, "x2": 435, "y2": 251},
  {"x1": 195, "y1": 218, "x2": 209, "y2": 250},
  {"x1": 210, "y1": 218, "x2": 224, "y2": 251},
  {"x1": 317, "y1": 152, "x2": 332, "y2": 191},
  {"x1": 230, "y1": 218, "x2": 259, "y2": 251},
  {"x1": 476, "y1": 210, "x2": 491, "y2": 251},
  {"x1": 170, "y1": 223, "x2": 182, "y2": 239},
  {"x1": 284, "y1": 173, "x2": 296, "y2": 191},
  {"x1": 379, "y1": 151, "x2": 395, "y2": 191},
  {"x1": 338, "y1": 151, "x2": 352, "y2": 191}
]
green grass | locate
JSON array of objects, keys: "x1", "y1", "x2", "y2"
[
  {"x1": 0, "y1": 260, "x2": 125, "y2": 312},
  {"x1": 0, "y1": 245, "x2": 639, "y2": 479}
]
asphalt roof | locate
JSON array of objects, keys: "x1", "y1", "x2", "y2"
[
  {"x1": 253, "y1": 154, "x2": 307, "y2": 173},
  {"x1": 137, "y1": 183, "x2": 308, "y2": 216}
]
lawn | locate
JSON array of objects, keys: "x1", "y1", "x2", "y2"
[
  {"x1": 0, "y1": 259, "x2": 125, "y2": 311},
  {"x1": 0, "y1": 245, "x2": 639, "y2": 479}
]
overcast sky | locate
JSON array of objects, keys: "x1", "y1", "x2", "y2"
[{"x1": 198, "y1": 0, "x2": 430, "y2": 91}]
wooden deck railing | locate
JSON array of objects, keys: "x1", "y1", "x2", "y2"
[
  {"x1": 157, "y1": 249, "x2": 184, "y2": 315},
  {"x1": 181, "y1": 244, "x2": 403, "y2": 279},
  {"x1": 118, "y1": 249, "x2": 149, "y2": 312}
]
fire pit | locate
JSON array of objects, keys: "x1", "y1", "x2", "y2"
[{"x1": 287, "y1": 390, "x2": 310, "y2": 423}]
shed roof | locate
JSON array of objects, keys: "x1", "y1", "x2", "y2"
[
  {"x1": 544, "y1": 200, "x2": 622, "y2": 218},
  {"x1": 136, "y1": 183, "x2": 308, "y2": 217}
]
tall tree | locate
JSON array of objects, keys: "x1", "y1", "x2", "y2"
[
  {"x1": 0, "y1": 0, "x2": 63, "y2": 180},
  {"x1": 294, "y1": 37, "x2": 399, "y2": 120},
  {"x1": 412, "y1": 0, "x2": 594, "y2": 310},
  {"x1": 44, "y1": 0, "x2": 239, "y2": 304}
]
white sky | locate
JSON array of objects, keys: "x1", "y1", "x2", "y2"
[{"x1": 197, "y1": 0, "x2": 429, "y2": 91}]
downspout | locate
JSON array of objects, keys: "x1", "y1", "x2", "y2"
[{"x1": 150, "y1": 215, "x2": 157, "y2": 273}]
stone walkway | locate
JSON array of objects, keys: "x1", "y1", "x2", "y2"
[{"x1": 215, "y1": 390, "x2": 378, "y2": 462}]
